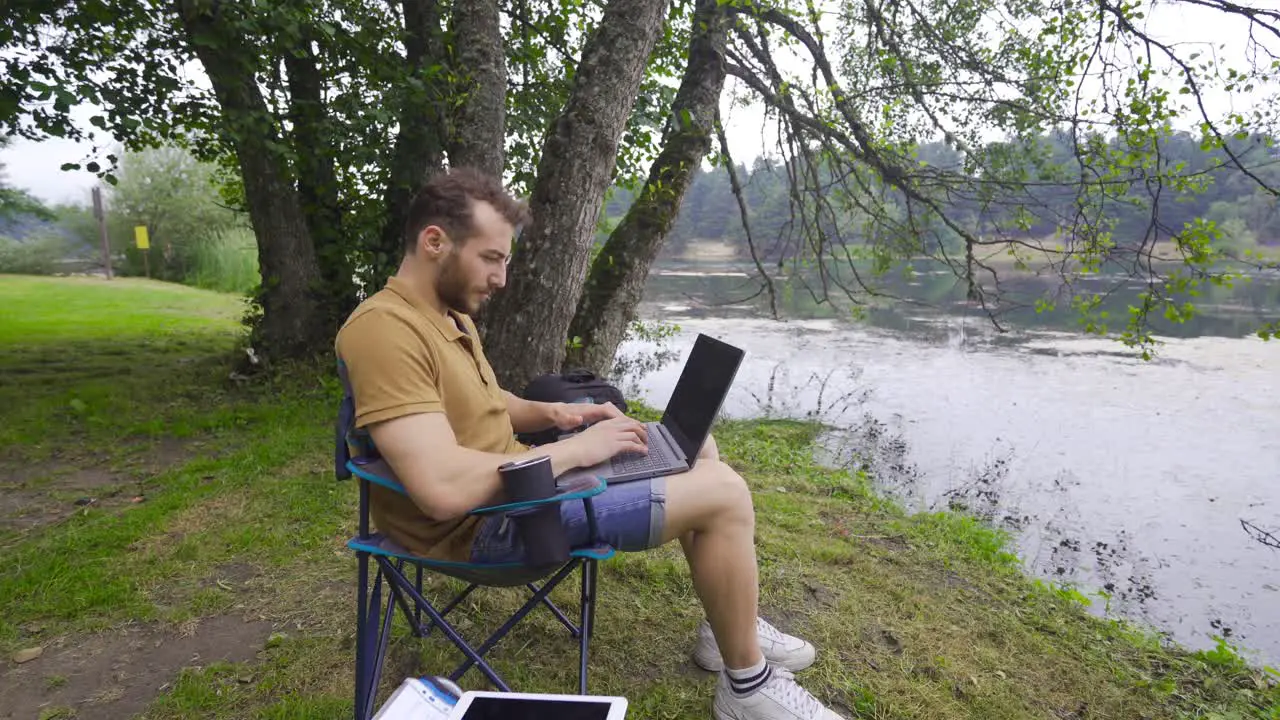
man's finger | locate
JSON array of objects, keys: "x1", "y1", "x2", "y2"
[{"x1": 589, "y1": 403, "x2": 624, "y2": 421}]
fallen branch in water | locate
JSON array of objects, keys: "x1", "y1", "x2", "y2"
[{"x1": 1241, "y1": 519, "x2": 1280, "y2": 550}]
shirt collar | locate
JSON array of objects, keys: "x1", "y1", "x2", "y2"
[{"x1": 384, "y1": 275, "x2": 467, "y2": 343}]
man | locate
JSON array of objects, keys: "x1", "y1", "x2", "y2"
[{"x1": 336, "y1": 168, "x2": 846, "y2": 720}]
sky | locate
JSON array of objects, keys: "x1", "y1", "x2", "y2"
[{"x1": 1, "y1": 0, "x2": 1271, "y2": 206}]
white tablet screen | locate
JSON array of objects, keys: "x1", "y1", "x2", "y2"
[{"x1": 457, "y1": 696, "x2": 615, "y2": 720}]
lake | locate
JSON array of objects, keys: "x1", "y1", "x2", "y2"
[{"x1": 616, "y1": 262, "x2": 1280, "y2": 667}]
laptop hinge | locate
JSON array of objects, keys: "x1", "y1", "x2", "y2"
[{"x1": 661, "y1": 424, "x2": 688, "y2": 463}]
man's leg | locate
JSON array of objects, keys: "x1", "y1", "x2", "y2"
[
  {"x1": 664, "y1": 449, "x2": 843, "y2": 720},
  {"x1": 662, "y1": 453, "x2": 763, "y2": 669},
  {"x1": 677, "y1": 433, "x2": 721, "y2": 578}
]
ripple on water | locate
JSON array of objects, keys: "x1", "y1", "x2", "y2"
[{"x1": 618, "y1": 316, "x2": 1280, "y2": 666}]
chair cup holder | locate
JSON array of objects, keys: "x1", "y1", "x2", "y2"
[{"x1": 507, "y1": 505, "x2": 571, "y2": 568}]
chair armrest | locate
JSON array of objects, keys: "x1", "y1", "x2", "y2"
[
  {"x1": 470, "y1": 474, "x2": 607, "y2": 516},
  {"x1": 347, "y1": 457, "x2": 607, "y2": 517}
]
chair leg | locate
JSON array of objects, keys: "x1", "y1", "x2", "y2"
[
  {"x1": 578, "y1": 559, "x2": 598, "y2": 695},
  {"x1": 367, "y1": 561, "x2": 399, "y2": 720},
  {"x1": 415, "y1": 565, "x2": 424, "y2": 631},
  {"x1": 529, "y1": 582, "x2": 580, "y2": 637},
  {"x1": 355, "y1": 558, "x2": 388, "y2": 720},
  {"x1": 449, "y1": 560, "x2": 581, "y2": 686},
  {"x1": 355, "y1": 550, "x2": 370, "y2": 720},
  {"x1": 422, "y1": 582, "x2": 479, "y2": 638},
  {"x1": 396, "y1": 575, "x2": 513, "y2": 691},
  {"x1": 382, "y1": 560, "x2": 427, "y2": 637}
]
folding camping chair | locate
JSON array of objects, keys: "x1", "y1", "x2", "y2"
[{"x1": 335, "y1": 363, "x2": 615, "y2": 720}]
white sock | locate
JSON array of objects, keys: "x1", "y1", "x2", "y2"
[{"x1": 725, "y1": 656, "x2": 771, "y2": 697}]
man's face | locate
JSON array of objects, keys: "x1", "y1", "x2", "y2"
[{"x1": 435, "y1": 201, "x2": 513, "y2": 316}]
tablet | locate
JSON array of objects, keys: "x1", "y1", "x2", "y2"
[{"x1": 449, "y1": 691, "x2": 628, "y2": 720}]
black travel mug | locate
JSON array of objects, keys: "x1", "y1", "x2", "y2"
[{"x1": 497, "y1": 456, "x2": 570, "y2": 567}]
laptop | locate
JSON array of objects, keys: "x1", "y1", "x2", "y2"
[{"x1": 575, "y1": 333, "x2": 745, "y2": 484}]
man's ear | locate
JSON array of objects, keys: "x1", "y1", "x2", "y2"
[{"x1": 418, "y1": 225, "x2": 446, "y2": 256}]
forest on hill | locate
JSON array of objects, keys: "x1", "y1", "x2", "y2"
[{"x1": 601, "y1": 130, "x2": 1280, "y2": 263}]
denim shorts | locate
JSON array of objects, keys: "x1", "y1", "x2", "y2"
[{"x1": 470, "y1": 477, "x2": 667, "y2": 564}]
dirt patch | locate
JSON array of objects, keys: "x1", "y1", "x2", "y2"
[
  {"x1": 0, "y1": 615, "x2": 274, "y2": 720},
  {"x1": 801, "y1": 580, "x2": 840, "y2": 609},
  {"x1": 0, "y1": 490, "x2": 136, "y2": 537},
  {"x1": 131, "y1": 437, "x2": 202, "y2": 475},
  {"x1": 208, "y1": 562, "x2": 258, "y2": 586},
  {"x1": 941, "y1": 569, "x2": 980, "y2": 593},
  {"x1": 0, "y1": 436, "x2": 204, "y2": 537},
  {"x1": 861, "y1": 624, "x2": 905, "y2": 656},
  {"x1": 62, "y1": 467, "x2": 123, "y2": 489},
  {"x1": 858, "y1": 534, "x2": 910, "y2": 553}
]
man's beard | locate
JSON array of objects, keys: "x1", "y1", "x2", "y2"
[{"x1": 438, "y1": 255, "x2": 482, "y2": 315}]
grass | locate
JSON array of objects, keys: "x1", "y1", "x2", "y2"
[{"x1": 1, "y1": 274, "x2": 1277, "y2": 719}]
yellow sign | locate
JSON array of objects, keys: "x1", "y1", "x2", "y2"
[{"x1": 134, "y1": 226, "x2": 149, "y2": 250}]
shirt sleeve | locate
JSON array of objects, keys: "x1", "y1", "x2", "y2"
[{"x1": 337, "y1": 308, "x2": 444, "y2": 428}]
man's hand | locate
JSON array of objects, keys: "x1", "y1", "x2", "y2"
[
  {"x1": 563, "y1": 415, "x2": 648, "y2": 468},
  {"x1": 548, "y1": 400, "x2": 625, "y2": 431}
]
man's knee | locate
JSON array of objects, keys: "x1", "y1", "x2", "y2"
[
  {"x1": 663, "y1": 459, "x2": 754, "y2": 541},
  {"x1": 703, "y1": 460, "x2": 754, "y2": 523},
  {"x1": 698, "y1": 432, "x2": 720, "y2": 461}
]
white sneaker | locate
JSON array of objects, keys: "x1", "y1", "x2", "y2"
[
  {"x1": 693, "y1": 617, "x2": 817, "y2": 672},
  {"x1": 713, "y1": 667, "x2": 847, "y2": 720}
]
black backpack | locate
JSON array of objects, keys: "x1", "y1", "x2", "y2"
[{"x1": 516, "y1": 368, "x2": 628, "y2": 447}]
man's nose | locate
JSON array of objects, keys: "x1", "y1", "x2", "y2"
[{"x1": 491, "y1": 266, "x2": 506, "y2": 288}]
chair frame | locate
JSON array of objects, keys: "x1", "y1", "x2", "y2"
[
  {"x1": 348, "y1": 468, "x2": 610, "y2": 720},
  {"x1": 337, "y1": 363, "x2": 612, "y2": 720}
]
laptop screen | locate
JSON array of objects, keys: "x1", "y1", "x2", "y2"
[
  {"x1": 457, "y1": 696, "x2": 617, "y2": 720},
  {"x1": 661, "y1": 334, "x2": 745, "y2": 460}
]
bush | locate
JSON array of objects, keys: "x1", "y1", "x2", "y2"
[
  {"x1": 185, "y1": 226, "x2": 258, "y2": 294},
  {"x1": 0, "y1": 234, "x2": 75, "y2": 275}
]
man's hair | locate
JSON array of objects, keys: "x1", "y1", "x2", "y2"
[{"x1": 403, "y1": 167, "x2": 530, "y2": 253}]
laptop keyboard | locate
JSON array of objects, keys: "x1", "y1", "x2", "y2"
[{"x1": 611, "y1": 437, "x2": 677, "y2": 475}]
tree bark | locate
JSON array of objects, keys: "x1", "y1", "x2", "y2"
[
  {"x1": 284, "y1": 32, "x2": 356, "y2": 320},
  {"x1": 481, "y1": 0, "x2": 673, "y2": 392},
  {"x1": 375, "y1": 0, "x2": 449, "y2": 278},
  {"x1": 175, "y1": 0, "x2": 327, "y2": 360},
  {"x1": 565, "y1": 0, "x2": 729, "y2": 375},
  {"x1": 447, "y1": 0, "x2": 506, "y2": 177}
]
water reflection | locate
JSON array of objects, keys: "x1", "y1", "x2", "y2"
[{"x1": 648, "y1": 260, "x2": 1280, "y2": 341}]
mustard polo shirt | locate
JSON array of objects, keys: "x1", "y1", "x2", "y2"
[{"x1": 335, "y1": 275, "x2": 524, "y2": 561}]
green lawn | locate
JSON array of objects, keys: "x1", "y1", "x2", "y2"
[{"x1": 0, "y1": 274, "x2": 1275, "y2": 720}]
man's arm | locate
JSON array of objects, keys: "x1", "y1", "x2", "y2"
[
  {"x1": 367, "y1": 412, "x2": 649, "y2": 521},
  {"x1": 504, "y1": 390, "x2": 628, "y2": 435},
  {"x1": 504, "y1": 390, "x2": 555, "y2": 434}
]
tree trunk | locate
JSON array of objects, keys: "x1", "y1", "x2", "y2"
[
  {"x1": 175, "y1": 0, "x2": 327, "y2": 360},
  {"x1": 285, "y1": 33, "x2": 356, "y2": 321},
  {"x1": 374, "y1": 0, "x2": 450, "y2": 280},
  {"x1": 481, "y1": 0, "x2": 673, "y2": 392},
  {"x1": 447, "y1": 0, "x2": 506, "y2": 177},
  {"x1": 565, "y1": 0, "x2": 730, "y2": 375}
]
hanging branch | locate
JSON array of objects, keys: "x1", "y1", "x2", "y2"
[
  {"x1": 716, "y1": 108, "x2": 779, "y2": 318},
  {"x1": 1242, "y1": 519, "x2": 1280, "y2": 549}
]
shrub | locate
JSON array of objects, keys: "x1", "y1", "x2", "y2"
[{"x1": 0, "y1": 233, "x2": 75, "y2": 275}]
